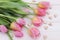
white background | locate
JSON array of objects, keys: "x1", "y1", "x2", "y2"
[{"x1": 0, "y1": 0, "x2": 60, "y2": 40}]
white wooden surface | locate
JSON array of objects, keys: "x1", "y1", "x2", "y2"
[{"x1": 0, "y1": 0, "x2": 60, "y2": 40}]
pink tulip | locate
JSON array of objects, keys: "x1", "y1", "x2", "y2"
[
  {"x1": 38, "y1": 1, "x2": 50, "y2": 10},
  {"x1": 10, "y1": 22, "x2": 22, "y2": 31},
  {"x1": 37, "y1": 8, "x2": 46, "y2": 16},
  {"x1": 32, "y1": 16, "x2": 43, "y2": 27},
  {"x1": 28, "y1": 27, "x2": 40, "y2": 38},
  {"x1": 0, "y1": 25, "x2": 8, "y2": 33},
  {"x1": 34, "y1": 8, "x2": 46, "y2": 16},
  {"x1": 14, "y1": 31, "x2": 23, "y2": 37},
  {"x1": 16, "y1": 18, "x2": 25, "y2": 27}
]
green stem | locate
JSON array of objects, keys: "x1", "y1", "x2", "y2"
[
  {"x1": 24, "y1": 26, "x2": 29, "y2": 29},
  {"x1": 7, "y1": 31, "x2": 13, "y2": 40},
  {"x1": 9, "y1": 9, "x2": 36, "y2": 16},
  {"x1": 26, "y1": 2, "x2": 38, "y2": 5},
  {"x1": 0, "y1": 14, "x2": 17, "y2": 20},
  {"x1": 0, "y1": 13, "x2": 36, "y2": 21}
]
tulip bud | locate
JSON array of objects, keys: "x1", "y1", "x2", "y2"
[
  {"x1": 10, "y1": 22, "x2": 22, "y2": 31},
  {"x1": 34, "y1": 8, "x2": 46, "y2": 16},
  {"x1": 14, "y1": 31, "x2": 23, "y2": 37},
  {"x1": 16, "y1": 18, "x2": 25, "y2": 27},
  {"x1": 32, "y1": 16, "x2": 43, "y2": 27},
  {"x1": 38, "y1": 1, "x2": 50, "y2": 10},
  {"x1": 28, "y1": 27, "x2": 40, "y2": 38},
  {"x1": 0, "y1": 25, "x2": 8, "y2": 33}
]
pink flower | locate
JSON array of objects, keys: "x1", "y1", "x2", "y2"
[
  {"x1": 0, "y1": 25, "x2": 8, "y2": 33},
  {"x1": 34, "y1": 8, "x2": 46, "y2": 16},
  {"x1": 16, "y1": 18, "x2": 25, "y2": 27},
  {"x1": 37, "y1": 8, "x2": 46, "y2": 16},
  {"x1": 32, "y1": 16, "x2": 43, "y2": 27},
  {"x1": 14, "y1": 31, "x2": 23, "y2": 37},
  {"x1": 28, "y1": 27, "x2": 40, "y2": 38},
  {"x1": 10, "y1": 22, "x2": 22, "y2": 31},
  {"x1": 38, "y1": 1, "x2": 50, "y2": 10}
]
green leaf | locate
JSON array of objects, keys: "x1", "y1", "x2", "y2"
[
  {"x1": 0, "y1": 8, "x2": 22, "y2": 18},
  {"x1": 0, "y1": 0, "x2": 9, "y2": 1},
  {"x1": 10, "y1": 0, "x2": 20, "y2": 2},
  {"x1": 0, "y1": 2, "x2": 21, "y2": 9},
  {"x1": 0, "y1": 17, "x2": 10, "y2": 26},
  {"x1": 0, "y1": 1, "x2": 30, "y2": 9},
  {"x1": 7, "y1": 31, "x2": 13, "y2": 40}
]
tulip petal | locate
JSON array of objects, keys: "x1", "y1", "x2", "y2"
[
  {"x1": 0, "y1": 25, "x2": 8, "y2": 33},
  {"x1": 14, "y1": 31, "x2": 23, "y2": 37}
]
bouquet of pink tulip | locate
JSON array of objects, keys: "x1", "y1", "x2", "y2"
[{"x1": 0, "y1": 0, "x2": 50, "y2": 40}]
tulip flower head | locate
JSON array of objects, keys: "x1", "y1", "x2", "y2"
[
  {"x1": 10, "y1": 22, "x2": 22, "y2": 31},
  {"x1": 16, "y1": 18, "x2": 25, "y2": 27},
  {"x1": 0, "y1": 25, "x2": 8, "y2": 33},
  {"x1": 34, "y1": 8, "x2": 46, "y2": 16},
  {"x1": 14, "y1": 31, "x2": 23, "y2": 37},
  {"x1": 32, "y1": 16, "x2": 43, "y2": 27},
  {"x1": 38, "y1": 1, "x2": 50, "y2": 10},
  {"x1": 28, "y1": 27, "x2": 40, "y2": 38}
]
